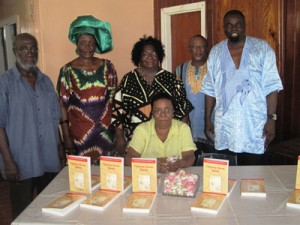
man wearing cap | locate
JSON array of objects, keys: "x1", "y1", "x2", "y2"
[
  {"x1": 0, "y1": 33, "x2": 63, "y2": 218},
  {"x1": 57, "y1": 15, "x2": 117, "y2": 164}
]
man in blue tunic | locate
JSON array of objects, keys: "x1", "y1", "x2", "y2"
[
  {"x1": 0, "y1": 33, "x2": 64, "y2": 218},
  {"x1": 201, "y1": 10, "x2": 283, "y2": 165},
  {"x1": 175, "y1": 35, "x2": 214, "y2": 161}
]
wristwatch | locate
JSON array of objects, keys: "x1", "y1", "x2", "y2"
[{"x1": 267, "y1": 114, "x2": 277, "y2": 120}]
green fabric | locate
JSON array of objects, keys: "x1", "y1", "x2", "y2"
[{"x1": 68, "y1": 15, "x2": 113, "y2": 54}]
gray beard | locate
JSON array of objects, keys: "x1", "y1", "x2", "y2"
[{"x1": 16, "y1": 57, "x2": 37, "y2": 72}]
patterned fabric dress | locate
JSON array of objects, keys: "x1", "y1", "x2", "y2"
[
  {"x1": 111, "y1": 68, "x2": 193, "y2": 141},
  {"x1": 57, "y1": 59, "x2": 117, "y2": 163}
]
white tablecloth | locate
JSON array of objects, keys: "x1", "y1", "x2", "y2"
[{"x1": 12, "y1": 165, "x2": 299, "y2": 225}]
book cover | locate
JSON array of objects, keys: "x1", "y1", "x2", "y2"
[
  {"x1": 123, "y1": 192, "x2": 157, "y2": 213},
  {"x1": 295, "y1": 156, "x2": 300, "y2": 189},
  {"x1": 42, "y1": 192, "x2": 86, "y2": 216},
  {"x1": 123, "y1": 158, "x2": 157, "y2": 213},
  {"x1": 100, "y1": 156, "x2": 124, "y2": 192},
  {"x1": 67, "y1": 155, "x2": 91, "y2": 194},
  {"x1": 131, "y1": 158, "x2": 157, "y2": 193},
  {"x1": 203, "y1": 158, "x2": 229, "y2": 195},
  {"x1": 286, "y1": 189, "x2": 300, "y2": 209},
  {"x1": 191, "y1": 192, "x2": 226, "y2": 214},
  {"x1": 91, "y1": 174, "x2": 101, "y2": 192},
  {"x1": 240, "y1": 179, "x2": 266, "y2": 197},
  {"x1": 80, "y1": 189, "x2": 121, "y2": 211}
]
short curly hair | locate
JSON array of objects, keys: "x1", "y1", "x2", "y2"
[{"x1": 131, "y1": 35, "x2": 165, "y2": 67}]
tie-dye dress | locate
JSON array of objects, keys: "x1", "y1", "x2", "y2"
[{"x1": 57, "y1": 59, "x2": 117, "y2": 163}]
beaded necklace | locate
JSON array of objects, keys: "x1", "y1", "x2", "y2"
[{"x1": 187, "y1": 61, "x2": 207, "y2": 94}]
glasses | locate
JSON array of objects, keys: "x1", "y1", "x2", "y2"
[
  {"x1": 141, "y1": 51, "x2": 158, "y2": 58},
  {"x1": 15, "y1": 46, "x2": 38, "y2": 54},
  {"x1": 153, "y1": 107, "x2": 173, "y2": 116}
]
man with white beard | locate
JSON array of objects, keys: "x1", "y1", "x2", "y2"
[
  {"x1": 201, "y1": 10, "x2": 283, "y2": 165},
  {"x1": 0, "y1": 33, "x2": 64, "y2": 219}
]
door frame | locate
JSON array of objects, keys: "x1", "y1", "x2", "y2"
[
  {"x1": 160, "y1": 2, "x2": 206, "y2": 71},
  {"x1": 0, "y1": 15, "x2": 19, "y2": 71}
]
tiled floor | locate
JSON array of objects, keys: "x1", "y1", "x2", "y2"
[{"x1": 0, "y1": 180, "x2": 13, "y2": 225}]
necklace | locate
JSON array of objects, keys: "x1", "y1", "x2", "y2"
[{"x1": 187, "y1": 61, "x2": 207, "y2": 94}]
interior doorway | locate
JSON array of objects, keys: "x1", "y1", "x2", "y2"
[
  {"x1": 0, "y1": 16, "x2": 18, "y2": 74},
  {"x1": 160, "y1": 2, "x2": 206, "y2": 72}
]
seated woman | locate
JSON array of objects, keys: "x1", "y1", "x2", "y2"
[{"x1": 125, "y1": 93, "x2": 196, "y2": 173}]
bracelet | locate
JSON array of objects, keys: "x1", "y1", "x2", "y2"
[{"x1": 59, "y1": 119, "x2": 69, "y2": 125}]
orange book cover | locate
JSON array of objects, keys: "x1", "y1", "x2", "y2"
[
  {"x1": 67, "y1": 155, "x2": 91, "y2": 194},
  {"x1": 100, "y1": 156, "x2": 124, "y2": 192},
  {"x1": 80, "y1": 189, "x2": 121, "y2": 211},
  {"x1": 191, "y1": 192, "x2": 226, "y2": 214},
  {"x1": 131, "y1": 158, "x2": 157, "y2": 193},
  {"x1": 123, "y1": 192, "x2": 156, "y2": 213},
  {"x1": 42, "y1": 192, "x2": 86, "y2": 216},
  {"x1": 240, "y1": 179, "x2": 266, "y2": 197},
  {"x1": 123, "y1": 158, "x2": 157, "y2": 213},
  {"x1": 295, "y1": 156, "x2": 300, "y2": 189},
  {"x1": 203, "y1": 158, "x2": 229, "y2": 195},
  {"x1": 287, "y1": 189, "x2": 300, "y2": 209}
]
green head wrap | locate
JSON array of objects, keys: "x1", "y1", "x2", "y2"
[{"x1": 68, "y1": 15, "x2": 113, "y2": 54}]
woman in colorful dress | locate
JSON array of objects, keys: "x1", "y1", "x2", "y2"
[
  {"x1": 57, "y1": 15, "x2": 117, "y2": 164},
  {"x1": 111, "y1": 36, "x2": 192, "y2": 156}
]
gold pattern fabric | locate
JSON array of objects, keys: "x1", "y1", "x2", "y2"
[{"x1": 187, "y1": 62, "x2": 207, "y2": 94}]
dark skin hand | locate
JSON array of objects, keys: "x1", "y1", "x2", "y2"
[
  {"x1": 4, "y1": 159, "x2": 20, "y2": 182},
  {"x1": 0, "y1": 128, "x2": 20, "y2": 182},
  {"x1": 263, "y1": 120, "x2": 275, "y2": 148},
  {"x1": 204, "y1": 95, "x2": 216, "y2": 143},
  {"x1": 114, "y1": 127, "x2": 127, "y2": 156},
  {"x1": 263, "y1": 91, "x2": 278, "y2": 148}
]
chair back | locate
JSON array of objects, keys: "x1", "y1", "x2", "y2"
[{"x1": 196, "y1": 153, "x2": 237, "y2": 166}]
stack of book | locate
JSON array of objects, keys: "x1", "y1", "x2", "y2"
[
  {"x1": 191, "y1": 158, "x2": 236, "y2": 214},
  {"x1": 240, "y1": 178, "x2": 266, "y2": 197},
  {"x1": 123, "y1": 158, "x2": 157, "y2": 213},
  {"x1": 80, "y1": 156, "x2": 131, "y2": 211},
  {"x1": 42, "y1": 155, "x2": 131, "y2": 216},
  {"x1": 42, "y1": 155, "x2": 92, "y2": 216}
]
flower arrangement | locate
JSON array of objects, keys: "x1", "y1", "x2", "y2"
[{"x1": 163, "y1": 170, "x2": 198, "y2": 197}]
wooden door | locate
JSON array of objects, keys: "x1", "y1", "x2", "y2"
[{"x1": 171, "y1": 11, "x2": 201, "y2": 72}]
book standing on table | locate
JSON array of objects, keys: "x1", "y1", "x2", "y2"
[
  {"x1": 191, "y1": 158, "x2": 235, "y2": 214},
  {"x1": 42, "y1": 155, "x2": 92, "y2": 216},
  {"x1": 123, "y1": 158, "x2": 157, "y2": 213},
  {"x1": 80, "y1": 156, "x2": 130, "y2": 211}
]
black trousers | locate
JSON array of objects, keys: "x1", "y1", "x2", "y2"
[
  {"x1": 202, "y1": 148, "x2": 264, "y2": 166},
  {"x1": 194, "y1": 142, "x2": 216, "y2": 165},
  {"x1": 10, "y1": 172, "x2": 57, "y2": 219}
]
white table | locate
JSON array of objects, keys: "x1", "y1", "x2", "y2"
[{"x1": 12, "y1": 165, "x2": 300, "y2": 225}]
